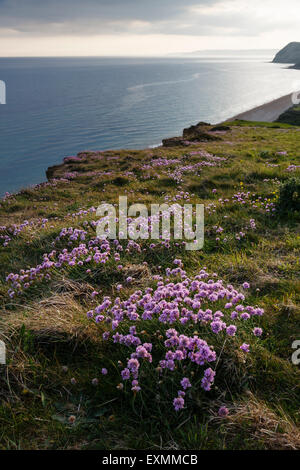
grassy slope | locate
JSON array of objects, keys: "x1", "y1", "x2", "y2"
[{"x1": 0, "y1": 121, "x2": 299, "y2": 450}]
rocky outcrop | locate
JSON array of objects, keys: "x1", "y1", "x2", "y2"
[
  {"x1": 162, "y1": 137, "x2": 191, "y2": 147},
  {"x1": 272, "y1": 42, "x2": 300, "y2": 64},
  {"x1": 182, "y1": 122, "x2": 218, "y2": 141},
  {"x1": 162, "y1": 121, "x2": 227, "y2": 147},
  {"x1": 210, "y1": 125, "x2": 231, "y2": 132},
  {"x1": 46, "y1": 163, "x2": 65, "y2": 180}
]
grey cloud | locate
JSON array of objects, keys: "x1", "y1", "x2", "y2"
[
  {"x1": 0, "y1": 0, "x2": 296, "y2": 37},
  {"x1": 0, "y1": 0, "x2": 214, "y2": 24}
]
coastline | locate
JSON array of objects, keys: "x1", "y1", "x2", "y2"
[
  {"x1": 0, "y1": 92, "x2": 297, "y2": 197},
  {"x1": 150, "y1": 92, "x2": 297, "y2": 151},
  {"x1": 227, "y1": 92, "x2": 294, "y2": 123},
  {"x1": 152, "y1": 92, "x2": 297, "y2": 151}
]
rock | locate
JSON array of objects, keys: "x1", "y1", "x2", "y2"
[
  {"x1": 210, "y1": 125, "x2": 231, "y2": 132},
  {"x1": 162, "y1": 121, "x2": 222, "y2": 147},
  {"x1": 183, "y1": 122, "x2": 209, "y2": 138},
  {"x1": 183, "y1": 122, "x2": 220, "y2": 141},
  {"x1": 46, "y1": 164, "x2": 64, "y2": 180},
  {"x1": 162, "y1": 137, "x2": 190, "y2": 147},
  {"x1": 272, "y1": 42, "x2": 300, "y2": 64},
  {"x1": 192, "y1": 121, "x2": 211, "y2": 126},
  {"x1": 183, "y1": 129, "x2": 220, "y2": 142}
]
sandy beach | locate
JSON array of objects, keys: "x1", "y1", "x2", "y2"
[{"x1": 229, "y1": 92, "x2": 294, "y2": 122}]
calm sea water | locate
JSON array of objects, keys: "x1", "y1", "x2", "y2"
[{"x1": 0, "y1": 55, "x2": 299, "y2": 195}]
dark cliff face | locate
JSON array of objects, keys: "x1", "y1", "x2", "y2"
[
  {"x1": 272, "y1": 42, "x2": 300, "y2": 63},
  {"x1": 161, "y1": 122, "x2": 226, "y2": 147}
]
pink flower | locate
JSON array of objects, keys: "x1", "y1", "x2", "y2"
[
  {"x1": 226, "y1": 325, "x2": 237, "y2": 336},
  {"x1": 218, "y1": 406, "x2": 229, "y2": 417},
  {"x1": 173, "y1": 397, "x2": 185, "y2": 411},
  {"x1": 240, "y1": 343, "x2": 250, "y2": 353},
  {"x1": 253, "y1": 327, "x2": 263, "y2": 337}
]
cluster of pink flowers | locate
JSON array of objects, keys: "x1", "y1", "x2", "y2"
[
  {"x1": 0, "y1": 179, "x2": 71, "y2": 209},
  {"x1": 62, "y1": 171, "x2": 79, "y2": 180},
  {"x1": 0, "y1": 204, "x2": 99, "y2": 247},
  {"x1": 166, "y1": 160, "x2": 224, "y2": 184},
  {"x1": 6, "y1": 237, "x2": 115, "y2": 296},
  {"x1": 140, "y1": 152, "x2": 226, "y2": 184},
  {"x1": 164, "y1": 191, "x2": 193, "y2": 202},
  {"x1": 63, "y1": 155, "x2": 86, "y2": 163},
  {"x1": 142, "y1": 158, "x2": 180, "y2": 170},
  {"x1": 5, "y1": 229, "x2": 186, "y2": 297},
  {"x1": 286, "y1": 164, "x2": 300, "y2": 172},
  {"x1": 55, "y1": 227, "x2": 88, "y2": 244},
  {"x1": 87, "y1": 262, "x2": 263, "y2": 411},
  {"x1": 188, "y1": 150, "x2": 227, "y2": 163},
  {"x1": 232, "y1": 191, "x2": 251, "y2": 205},
  {"x1": 0, "y1": 192, "x2": 16, "y2": 207},
  {"x1": 213, "y1": 218, "x2": 256, "y2": 244},
  {"x1": 0, "y1": 218, "x2": 50, "y2": 247},
  {"x1": 206, "y1": 188, "x2": 277, "y2": 217},
  {"x1": 265, "y1": 162, "x2": 279, "y2": 168},
  {"x1": 252, "y1": 197, "x2": 276, "y2": 214},
  {"x1": 276, "y1": 151, "x2": 287, "y2": 156},
  {"x1": 205, "y1": 187, "x2": 277, "y2": 217}
]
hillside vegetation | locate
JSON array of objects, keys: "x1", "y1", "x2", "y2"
[
  {"x1": 277, "y1": 105, "x2": 300, "y2": 126},
  {"x1": 0, "y1": 120, "x2": 299, "y2": 450}
]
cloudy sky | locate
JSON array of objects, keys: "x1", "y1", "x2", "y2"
[{"x1": 0, "y1": 0, "x2": 299, "y2": 56}]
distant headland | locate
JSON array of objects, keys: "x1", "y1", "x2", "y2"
[{"x1": 272, "y1": 42, "x2": 300, "y2": 64}]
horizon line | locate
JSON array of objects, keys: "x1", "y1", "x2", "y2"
[{"x1": 0, "y1": 49, "x2": 277, "y2": 59}]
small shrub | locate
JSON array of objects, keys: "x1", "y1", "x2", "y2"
[
  {"x1": 277, "y1": 177, "x2": 300, "y2": 214},
  {"x1": 259, "y1": 151, "x2": 272, "y2": 159},
  {"x1": 112, "y1": 176, "x2": 129, "y2": 186}
]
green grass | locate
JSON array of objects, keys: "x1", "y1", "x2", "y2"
[
  {"x1": 224, "y1": 119, "x2": 296, "y2": 129},
  {"x1": 0, "y1": 121, "x2": 300, "y2": 450}
]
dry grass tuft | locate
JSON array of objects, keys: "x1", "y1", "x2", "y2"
[
  {"x1": 52, "y1": 277, "x2": 96, "y2": 299},
  {"x1": 213, "y1": 394, "x2": 300, "y2": 450},
  {"x1": 3, "y1": 293, "x2": 97, "y2": 344},
  {"x1": 0, "y1": 293, "x2": 99, "y2": 398},
  {"x1": 123, "y1": 263, "x2": 152, "y2": 286},
  {"x1": 279, "y1": 300, "x2": 300, "y2": 316}
]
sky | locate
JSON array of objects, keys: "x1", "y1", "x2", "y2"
[{"x1": 0, "y1": 0, "x2": 299, "y2": 56}]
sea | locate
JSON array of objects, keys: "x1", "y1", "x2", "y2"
[{"x1": 0, "y1": 52, "x2": 299, "y2": 195}]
